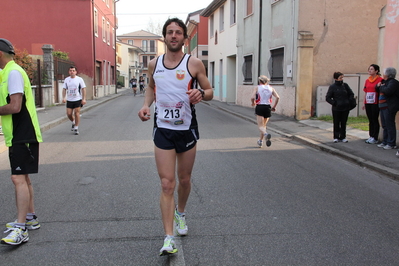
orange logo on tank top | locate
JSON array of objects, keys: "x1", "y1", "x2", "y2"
[{"x1": 176, "y1": 70, "x2": 185, "y2": 80}]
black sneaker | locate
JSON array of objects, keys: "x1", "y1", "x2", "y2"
[{"x1": 265, "y1": 133, "x2": 272, "y2": 147}]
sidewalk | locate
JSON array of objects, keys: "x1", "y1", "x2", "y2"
[
  {"x1": 1, "y1": 90, "x2": 398, "y2": 179},
  {"x1": 204, "y1": 101, "x2": 399, "y2": 180}
]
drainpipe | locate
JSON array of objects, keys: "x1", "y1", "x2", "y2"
[
  {"x1": 258, "y1": 0, "x2": 263, "y2": 78},
  {"x1": 92, "y1": 0, "x2": 97, "y2": 98}
]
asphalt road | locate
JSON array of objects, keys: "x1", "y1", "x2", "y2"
[{"x1": 1, "y1": 92, "x2": 399, "y2": 265}]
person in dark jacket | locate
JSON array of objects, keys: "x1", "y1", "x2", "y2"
[
  {"x1": 326, "y1": 72, "x2": 355, "y2": 143},
  {"x1": 378, "y1": 67, "x2": 399, "y2": 151}
]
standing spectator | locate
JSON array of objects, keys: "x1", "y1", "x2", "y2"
[
  {"x1": 62, "y1": 66, "x2": 86, "y2": 135},
  {"x1": 326, "y1": 72, "x2": 355, "y2": 143},
  {"x1": 250, "y1": 75, "x2": 280, "y2": 148},
  {"x1": 138, "y1": 18, "x2": 213, "y2": 256},
  {"x1": 378, "y1": 67, "x2": 399, "y2": 151},
  {"x1": 363, "y1": 64, "x2": 383, "y2": 144},
  {"x1": 0, "y1": 38, "x2": 42, "y2": 245},
  {"x1": 139, "y1": 76, "x2": 145, "y2": 95},
  {"x1": 376, "y1": 75, "x2": 389, "y2": 149}
]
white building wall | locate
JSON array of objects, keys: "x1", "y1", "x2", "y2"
[{"x1": 207, "y1": 0, "x2": 237, "y2": 102}]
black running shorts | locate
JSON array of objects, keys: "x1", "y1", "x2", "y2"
[
  {"x1": 66, "y1": 100, "x2": 82, "y2": 109},
  {"x1": 255, "y1": 104, "x2": 272, "y2": 118},
  {"x1": 9, "y1": 143, "x2": 39, "y2": 175},
  {"x1": 153, "y1": 127, "x2": 199, "y2": 153}
]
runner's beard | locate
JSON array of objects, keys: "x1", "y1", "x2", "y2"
[{"x1": 166, "y1": 40, "x2": 184, "y2": 52}]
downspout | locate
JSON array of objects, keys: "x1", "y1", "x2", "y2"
[
  {"x1": 258, "y1": 0, "x2": 263, "y2": 78},
  {"x1": 92, "y1": 0, "x2": 97, "y2": 98}
]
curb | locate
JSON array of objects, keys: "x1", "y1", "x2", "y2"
[{"x1": 205, "y1": 101, "x2": 399, "y2": 180}]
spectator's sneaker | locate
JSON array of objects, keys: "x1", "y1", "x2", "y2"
[
  {"x1": 383, "y1": 145, "x2": 397, "y2": 150},
  {"x1": 159, "y1": 236, "x2": 178, "y2": 256},
  {"x1": 333, "y1": 139, "x2": 339, "y2": 143},
  {"x1": 396, "y1": 150, "x2": 399, "y2": 157},
  {"x1": 74, "y1": 129, "x2": 79, "y2": 135},
  {"x1": 1, "y1": 227, "x2": 29, "y2": 245},
  {"x1": 265, "y1": 133, "x2": 272, "y2": 147},
  {"x1": 342, "y1": 139, "x2": 348, "y2": 143},
  {"x1": 377, "y1": 143, "x2": 386, "y2": 148},
  {"x1": 368, "y1": 138, "x2": 378, "y2": 144},
  {"x1": 257, "y1": 140, "x2": 263, "y2": 148},
  {"x1": 174, "y1": 209, "x2": 188, "y2": 236},
  {"x1": 6, "y1": 216, "x2": 40, "y2": 230},
  {"x1": 365, "y1": 137, "x2": 372, "y2": 143}
]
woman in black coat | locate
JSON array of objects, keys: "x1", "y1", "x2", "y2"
[{"x1": 326, "y1": 72, "x2": 355, "y2": 143}]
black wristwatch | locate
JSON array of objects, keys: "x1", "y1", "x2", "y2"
[{"x1": 197, "y1": 88, "x2": 205, "y2": 98}]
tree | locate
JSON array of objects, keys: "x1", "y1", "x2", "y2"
[
  {"x1": 146, "y1": 18, "x2": 163, "y2": 36},
  {"x1": 13, "y1": 48, "x2": 34, "y2": 82}
]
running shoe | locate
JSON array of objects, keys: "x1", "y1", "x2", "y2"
[
  {"x1": 257, "y1": 140, "x2": 263, "y2": 148},
  {"x1": 265, "y1": 133, "x2": 271, "y2": 147},
  {"x1": 368, "y1": 138, "x2": 378, "y2": 144},
  {"x1": 159, "y1": 236, "x2": 178, "y2": 256},
  {"x1": 6, "y1": 216, "x2": 40, "y2": 230},
  {"x1": 342, "y1": 139, "x2": 348, "y2": 143},
  {"x1": 71, "y1": 123, "x2": 75, "y2": 131},
  {"x1": 74, "y1": 129, "x2": 79, "y2": 135},
  {"x1": 365, "y1": 137, "x2": 373, "y2": 143},
  {"x1": 377, "y1": 143, "x2": 386, "y2": 148},
  {"x1": 174, "y1": 209, "x2": 188, "y2": 236},
  {"x1": 1, "y1": 227, "x2": 29, "y2": 245},
  {"x1": 383, "y1": 145, "x2": 397, "y2": 150},
  {"x1": 333, "y1": 139, "x2": 339, "y2": 143}
]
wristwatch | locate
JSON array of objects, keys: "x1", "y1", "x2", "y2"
[{"x1": 197, "y1": 88, "x2": 205, "y2": 98}]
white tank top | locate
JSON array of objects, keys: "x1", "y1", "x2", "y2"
[
  {"x1": 255, "y1": 84, "x2": 273, "y2": 105},
  {"x1": 153, "y1": 54, "x2": 198, "y2": 130}
]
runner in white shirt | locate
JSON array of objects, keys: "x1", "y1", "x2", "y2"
[
  {"x1": 62, "y1": 66, "x2": 86, "y2": 135},
  {"x1": 251, "y1": 75, "x2": 280, "y2": 148},
  {"x1": 138, "y1": 18, "x2": 213, "y2": 256}
]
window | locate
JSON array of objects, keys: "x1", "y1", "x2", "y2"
[
  {"x1": 107, "y1": 22, "x2": 110, "y2": 45},
  {"x1": 210, "y1": 15, "x2": 214, "y2": 38},
  {"x1": 102, "y1": 17, "x2": 106, "y2": 42},
  {"x1": 128, "y1": 40, "x2": 133, "y2": 45},
  {"x1": 210, "y1": 62, "x2": 215, "y2": 88},
  {"x1": 94, "y1": 9, "x2": 98, "y2": 37},
  {"x1": 112, "y1": 28, "x2": 115, "y2": 49},
  {"x1": 219, "y1": 5, "x2": 225, "y2": 32},
  {"x1": 143, "y1": 56, "x2": 148, "y2": 68},
  {"x1": 142, "y1": 40, "x2": 147, "y2": 52},
  {"x1": 230, "y1": 0, "x2": 236, "y2": 25},
  {"x1": 269, "y1": 48, "x2": 284, "y2": 82},
  {"x1": 150, "y1": 40, "x2": 155, "y2": 52},
  {"x1": 243, "y1": 55, "x2": 252, "y2": 83},
  {"x1": 246, "y1": 0, "x2": 253, "y2": 16}
]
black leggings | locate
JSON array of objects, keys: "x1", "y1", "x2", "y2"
[
  {"x1": 365, "y1": 104, "x2": 380, "y2": 139},
  {"x1": 332, "y1": 110, "x2": 349, "y2": 140}
]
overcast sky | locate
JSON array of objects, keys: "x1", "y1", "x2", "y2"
[{"x1": 116, "y1": 0, "x2": 213, "y2": 35}]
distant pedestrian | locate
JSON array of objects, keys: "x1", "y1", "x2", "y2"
[
  {"x1": 130, "y1": 77, "x2": 137, "y2": 96},
  {"x1": 250, "y1": 75, "x2": 280, "y2": 148},
  {"x1": 62, "y1": 66, "x2": 86, "y2": 135},
  {"x1": 0, "y1": 38, "x2": 42, "y2": 245},
  {"x1": 326, "y1": 72, "x2": 355, "y2": 143},
  {"x1": 139, "y1": 76, "x2": 145, "y2": 95},
  {"x1": 378, "y1": 67, "x2": 399, "y2": 151},
  {"x1": 363, "y1": 64, "x2": 383, "y2": 144}
]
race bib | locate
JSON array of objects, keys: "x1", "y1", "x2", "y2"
[
  {"x1": 67, "y1": 88, "x2": 78, "y2": 97},
  {"x1": 366, "y1": 92, "x2": 376, "y2": 104},
  {"x1": 158, "y1": 101, "x2": 186, "y2": 125}
]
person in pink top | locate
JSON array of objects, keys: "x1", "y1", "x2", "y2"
[{"x1": 363, "y1": 64, "x2": 383, "y2": 144}]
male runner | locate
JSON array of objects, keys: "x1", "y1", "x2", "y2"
[
  {"x1": 62, "y1": 66, "x2": 86, "y2": 135},
  {"x1": 138, "y1": 18, "x2": 213, "y2": 256}
]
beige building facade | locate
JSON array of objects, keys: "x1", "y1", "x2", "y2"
[{"x1": 235, "y1": 0, "x2": 386, "y2": 119}]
